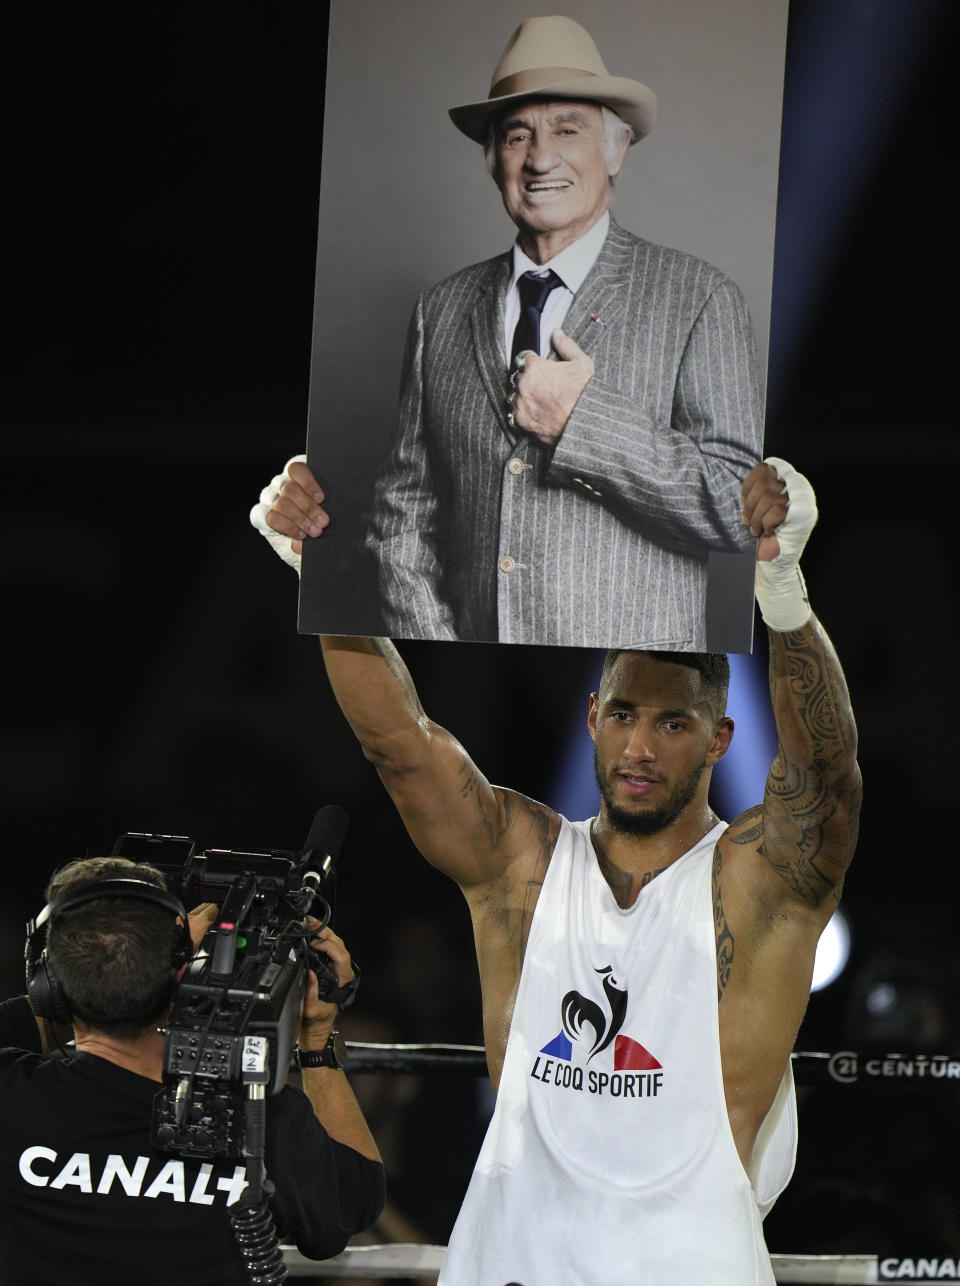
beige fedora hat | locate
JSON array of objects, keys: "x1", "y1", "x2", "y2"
[{"x1": 449, "y1": 15, "x2": 656, "y2": 144}]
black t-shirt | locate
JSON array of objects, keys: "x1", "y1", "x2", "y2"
[{"x1": 0, "y1": 996, "x2": 385, "y2": 1285}]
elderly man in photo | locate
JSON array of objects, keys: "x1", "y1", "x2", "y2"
[{"x1": 366, "y1": 15, "x2": 764, "y2": 649}]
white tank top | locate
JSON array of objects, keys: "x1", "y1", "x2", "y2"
[{"x1": 440, "y1": 816, "x2": 797, "y2": 1286}]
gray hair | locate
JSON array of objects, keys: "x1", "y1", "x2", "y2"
[{"x1": 484, "y1": 104, "x2": 634, "y2": 177}]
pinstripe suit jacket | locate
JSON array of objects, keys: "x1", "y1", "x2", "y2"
[{"x1": 367, "y1": 219, "x2": 762, "y2": 648}]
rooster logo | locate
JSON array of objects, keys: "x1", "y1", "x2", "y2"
[
  {"x1": 540, "y1": 964, "x2": 661, "y2": 1071},
  {"x1": 560, "y1": 966, "x2": 627, "y2": 1061}
]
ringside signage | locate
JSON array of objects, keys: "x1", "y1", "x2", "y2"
[
  {"x1": 879, "y1": 1260, "x2": 960, "y2": 1280},
  {"x1": 826, "y1": 1051, "x2": 960, "y2": 1086}
]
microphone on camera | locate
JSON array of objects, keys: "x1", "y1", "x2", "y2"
[
  {"x1": 298, "y1": 805, "x2": 360, "y2": 1006},
  {"x1": 297, "y1": 805, "x2": 349, "y2": 918}
]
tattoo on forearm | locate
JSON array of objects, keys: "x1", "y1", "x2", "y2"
[
  {"x1": 712, "y1": 845, "x2": 734, "y2": 1001},
  {"x1": 763, "y1": 625, "x2": 861, "y2": 905}
]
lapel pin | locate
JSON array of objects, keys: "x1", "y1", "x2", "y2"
[{"x1": 591, "y1": 314, "x2": 612, "y2": 332}]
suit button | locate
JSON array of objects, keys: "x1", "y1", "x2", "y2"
[
  {"x1": 499, "y1": 556, "x2": 516, "y2": 574},
  {"x1": 507, "y1": 458, "x2": 524, "y2": 476}
]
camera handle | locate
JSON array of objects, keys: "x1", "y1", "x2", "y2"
[
  {"x1": 309, "y1": 946, "x2": 361, "y2": 1009},
  {"x1": 209, "y1": 877, "x2": 259, "y2": 981}
]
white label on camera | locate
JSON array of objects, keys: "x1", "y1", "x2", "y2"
[{"x1": 242, "y1": 1036, "x2": 268, "y2": 1072}]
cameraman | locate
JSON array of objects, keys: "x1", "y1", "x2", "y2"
[{"x1": 0, "y1": 857, "x2": 385, "y2": 1285}]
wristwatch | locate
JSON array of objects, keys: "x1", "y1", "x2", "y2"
[{"x1": 297, "y1": 1030, "x2": 347, "y2": 1070}]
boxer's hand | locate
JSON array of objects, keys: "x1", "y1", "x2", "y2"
[
  {"x1": 741, "y1": 461, "x2": 789, "y2": 562},
  {"x1": 741, "y1": 458, "x2": 818, "y2": 564},
  {"x1": 249, "y1": 455, "x2": 329, "y2": 573},
  {"x1": 511, "y1": 329, "x2": 594, "y2": 446}
]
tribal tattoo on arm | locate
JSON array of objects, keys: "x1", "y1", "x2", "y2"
[
  {"x1": 762, "y1": 622, "x2": 862, "y2": 907},
  {"x1": 712, "y1": 844, "x2": 735, "y2": 1000}
]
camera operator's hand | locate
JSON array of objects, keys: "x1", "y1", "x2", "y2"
[
  {"x1": 300, "y1": 921, "x2": 356, "y2": 1050},
  {"x1": 295, "y1": 920, "x2": 382, "y2": 1166},
  {"x1": 186, "y1": 902, "x2": 218, "y2": 955}
]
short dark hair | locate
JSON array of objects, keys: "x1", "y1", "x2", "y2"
[
  {"x1": 599, "y1": 650, "x2": 730, "y2": 721},
  {"x1": 45, "y1": 857, "x2": 183, "y2": 1039}
]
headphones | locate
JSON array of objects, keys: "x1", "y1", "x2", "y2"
[{"x1": 25, "y1": 878, "x2": 193, "y2": 1025}]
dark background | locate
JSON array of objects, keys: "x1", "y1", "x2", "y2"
[{"x1": 4, "y1": 0, "x2": 957, "y2": 1259}]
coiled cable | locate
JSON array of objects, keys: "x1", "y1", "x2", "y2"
[{"x1": 230, "y1": 1195, "x2": 287, "y2": 1284}]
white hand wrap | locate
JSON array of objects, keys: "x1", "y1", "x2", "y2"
[
  {"x1": 755, "y1": 457, "x2": 818, "y2": 632},
  {"x1": 248, "y1": 454, "x2": 308, "y2": 575}
]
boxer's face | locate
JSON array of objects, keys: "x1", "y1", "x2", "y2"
[
  {"x1": 588, "y1": 654, "x2": 731, "y2": 836},
  {"x1": 491, "y1": 100, "x2": 626, "y2": 258}
]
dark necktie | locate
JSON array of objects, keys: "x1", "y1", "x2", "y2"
[{"x1": 510, "y1": 269, "x2": 564, "y2": 365}]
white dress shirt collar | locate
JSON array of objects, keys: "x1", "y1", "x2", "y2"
[{"x1": 509, "y1": 211, "x2": 610, "y2": 294}]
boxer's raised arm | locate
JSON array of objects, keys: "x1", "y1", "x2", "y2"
[
  {"x1": 250, "y1": 460, "x2": 558, "y2": 888},
  {"x1": 318, "y1": 636, "x2": 559, "y2": 890},
  {"x1": 741, "y1": 460, "x2": 862, "y2": 918},
  {"x1": 761, "y1": 615, "x2": 861, "y2": 913}
]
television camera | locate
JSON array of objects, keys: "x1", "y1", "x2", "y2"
[{"x1": 112, "y1": 806, "x2": 355, "y2": 1163}]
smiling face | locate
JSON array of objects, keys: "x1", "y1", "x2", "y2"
[
  {"x1": 491, "y1": 99, "x2": 628, "y2": 262},
  {"x1": 588, "y1": 654, "x2": 732, "y2": 837}
]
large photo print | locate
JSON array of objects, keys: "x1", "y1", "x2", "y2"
[{"x1": 300, "y1": 0, "x2": 789, "y2": 650}]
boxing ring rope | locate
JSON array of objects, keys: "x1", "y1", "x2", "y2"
[
  {"x1": 284, "y1": 1246, "x2": 883, "y2": 1282},
  {"x1": 303, "y1": 1040, "x2": 960, "y2": 1087},
  {"x1": 279, "y1": 1041, "x2": 959, "y2": 1282}
]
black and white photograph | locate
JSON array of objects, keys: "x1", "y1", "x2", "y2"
[
  {"x1": 3, "y1": 2, "x2": 958, "y2": 1283},
  {"x1": 300, "y1": 0, "x2": 790, "y2": 651}
]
